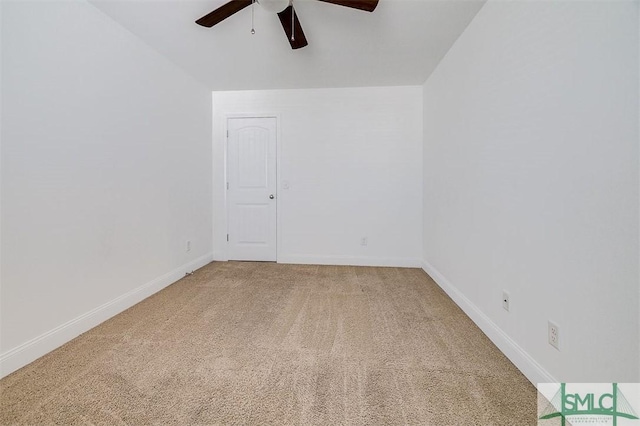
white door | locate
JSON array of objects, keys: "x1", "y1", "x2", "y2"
[{"x1": 227, "y1": 117, "x2": 277, "y2": 261}]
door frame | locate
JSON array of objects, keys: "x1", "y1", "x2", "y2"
[{"x1": 221, "y1": 113, "x2": 282, "y2": 262}]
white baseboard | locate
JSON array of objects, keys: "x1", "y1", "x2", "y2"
[
  {"x1": 278, "y1": 254, "x2": 423, "y2": 268},
  {"x1": 0, "y1": 253, "x2": 214, "y2": 379},
  {"x1": 421, "y1": 259, "x2": 557, "y2": 386}
]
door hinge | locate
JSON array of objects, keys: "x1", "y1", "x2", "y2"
[
  {"x1": 226, "y1": 130, "x2": 229, "y2": 138},
  {"x1": 226, "y1": 234, "x2": 229, "y2": 242},
  {"x1": 226, "y1": 182, "x2": 229, "y2": 190}
]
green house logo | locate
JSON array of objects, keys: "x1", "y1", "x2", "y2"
[{"x1": 539, "y1": 383, "x2": 639, "y2": 426}]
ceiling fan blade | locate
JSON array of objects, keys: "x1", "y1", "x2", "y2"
[
  {"x1": 277, "y1": 5, "x2": 308, "y2": 49},
  {"x1": 196, "y1": 0, "x2": 253, "y2": 27},
  {"x1": 316, "y1": 0, "x2": 378, "y2": 12}
]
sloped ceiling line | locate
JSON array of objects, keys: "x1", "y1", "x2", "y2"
[{"x1": 90, "y1": 0, "x2": 486, "y2": 90}]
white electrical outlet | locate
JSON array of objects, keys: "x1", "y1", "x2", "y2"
[
  {"x1": 502, "y1": 291, "x2": 510, "y2": 312},
  {"x1": 186, "y1": 240, "x2": 191, "y2": 252},
  {"x1": 548, "y1": 321, "x2": 560, "y2": 350},
  {"x1": 360, "y1": 237, "x2": 368, "y2": 246}
]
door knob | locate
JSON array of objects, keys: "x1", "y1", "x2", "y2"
[{"x1": 269, "y1": 194, "x2": 275, "y2": 199}]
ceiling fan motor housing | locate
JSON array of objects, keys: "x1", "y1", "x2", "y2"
[{"x1": 257, "y1": 0, "x2": 290, "y2": 13}]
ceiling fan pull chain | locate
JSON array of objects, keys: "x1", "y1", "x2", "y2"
[{"x1": 251, "y1": 0, "x2": 255, "y2": 34}]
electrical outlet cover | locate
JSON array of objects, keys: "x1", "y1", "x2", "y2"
[
  {"x1": 548, "y1": 321, "x2": 559, "y2": 350},
  {"x1": 502, "y1": 291, "x2": 510, "y2": 312}
]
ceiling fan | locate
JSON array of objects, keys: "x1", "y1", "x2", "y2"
[{"x1": 196, "y1": 0, "x2": 379, "y2": 49}]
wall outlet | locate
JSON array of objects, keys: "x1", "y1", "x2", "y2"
[
  {"x1": 502, "y1": 291, "x2": 510, "y2": 312},
  {"x1": 360, "y1": 237, "x2": 368, "y2": 246},
  {"x1": 186, "y1": 240, "x2": 191, "y2": 252},
  {"x1": 548, "y1": 321, "x2": 560, "y2": 350}
]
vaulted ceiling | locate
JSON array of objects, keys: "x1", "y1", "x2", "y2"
[{"x1": 90, "y1": 0, "x2": 486, "y2": 90}]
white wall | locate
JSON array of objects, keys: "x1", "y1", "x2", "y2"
[
  {"x1": 212, "y1": 87, "x2": 423, "y2": 267},
  {"x1": 422, "y1": 0, "x2": 639, "y2": 383},
  {"x1": 0, "y1": 0, "x2": 213, "y2": 377}
]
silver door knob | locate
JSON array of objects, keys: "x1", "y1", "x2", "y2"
[{"x1": 269, "y1": 194, "x2": 275, "y2": 199}]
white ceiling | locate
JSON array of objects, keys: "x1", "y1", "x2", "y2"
[{"x1": 90, "y1": 0, "x2": 486, "y2": 91}]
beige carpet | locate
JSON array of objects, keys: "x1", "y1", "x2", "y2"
[{"x1": 1, "y1": 262, "x2": 537, "y2": 425}]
